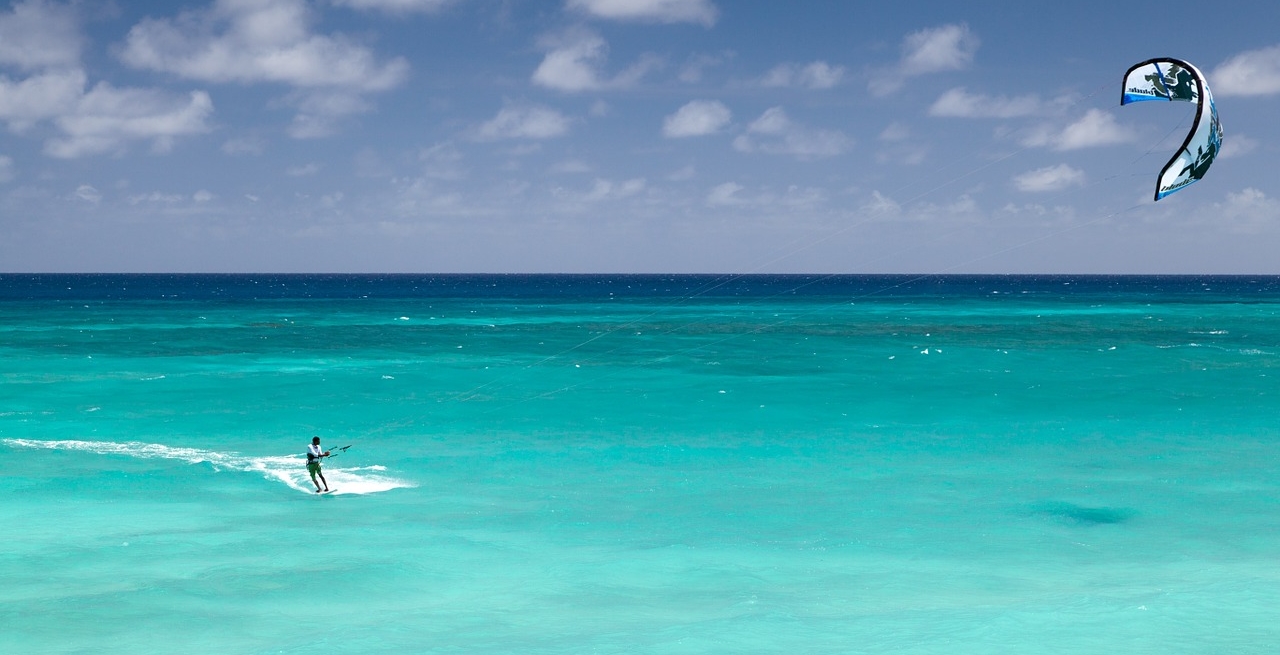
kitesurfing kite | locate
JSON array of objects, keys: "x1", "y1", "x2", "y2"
[{"x1": 1121, "y1": 58, "x2": 1223, "y2": 201}]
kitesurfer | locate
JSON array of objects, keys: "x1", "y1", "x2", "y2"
[{"x1": 307, "y1": 436, "x2": 330, "y2": 493}]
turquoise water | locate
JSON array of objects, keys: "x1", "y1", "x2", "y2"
[{"x1": 3, "y1": 274, "x2": 1279, "y2": 653}]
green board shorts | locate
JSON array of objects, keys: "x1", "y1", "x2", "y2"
[{"x1": 307, "y1": 461, "x2": 322, "y2": 475}]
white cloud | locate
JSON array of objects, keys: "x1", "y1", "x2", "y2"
[
  {"x1": 74, "y1": 184, "x2": 100, "y2": 203},
  {"x1": 761, "y1": 61, "x2": 845, "y2": 89},
  {"x1": 120, "y1": 0, "x2": 408, "y2": 90},
  {"x1": 419, "y1": 141, "x2": 466, "y2": 180},
  {"x1": 0, "y1": 154, "x2": 13, "y2": 183},
  {"x1": 287, "y1": 90, "x2": 372, "y2": 138},
  {"x1": 928, "y1": 87, "x2": 1046, "y2": 118},
  {"x1": 0, "y1": 2, "x2": 214, "y2": 158},
  {"x1": 732, "y1": 107, "x2": 851, "y2": 159},
  {"x1": 332, "y1": 0, "x2": 456, "y2": 13},
  {"x1": 1219, "y1": 134, "x2": 1258, "y2": 159},
  {"x1": 46, "y1": 85, "x2": 214, "y2": 158},
  {"x1": 194, "y1": 189, "x2": 214, "y2": 202},
  {"x1": 1214, "y1": 188, "x2": 1280, "y2": 233},
  {"x1": 879, "y1": 122, "x2": 910, "y2": 141},
  {"x1": 870, "y1": 23, "x2": 979, "y2": 96},
  {"x1": 900, "y1": 24, "x2": 979, "y2": 75},
  {"x1": 119, "y1": 0, "x2": 405, "y2": 137},
  {"x1": 582, "y1": 177, "x2": 646, "y2": 201},
  {"x1": 860, "y1": 190, "x2": 901, "y2": 217},
  {"x1": 1022, "y1": 109, "x2": 1131, "y2": 150},
  {"x1": 1212, "y1": 45, "x2": 1280, "y2": 97},
  {"x1": 663, "y1": 100, "x2": 731, "y2": 138},
  {"x1": 532, "y1": 30, "x2": 606, "y2": 92},
  {"x1": 0, "y1": 0, "x2": 81, "y2": 71},
  {"x1": 566, "y1": 0, "x2": 717, "y2": 26},
  {"x1": 475, "y1": 105, "x2": 571, "y2": 140},
  {"x1": 129, "y1": 191, "x2": 186, "y2": 204},
  {"x1": 0, "y1": 68, "x2": 87, "y2": 132},
  {"x1": 1013, "y1": 164, "x2": 1085, "y2": 192},
  {"x1": 703, "y1": 181, "x2": 827, "y2": 210},
  {"x1": 531, "y1": 29, "x2": 660, "y2": 92},
  {"x1": 706, "y1": 181, "x2": 744, "y2": 206}
]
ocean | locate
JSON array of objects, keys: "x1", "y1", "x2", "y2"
[{"x1": 2, "y1": 274, "x2": 1278, "y2": 653}]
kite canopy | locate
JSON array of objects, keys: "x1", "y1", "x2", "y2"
[{"x1": 1121, "y1": 58, "x2": 1222, "y2": 201}]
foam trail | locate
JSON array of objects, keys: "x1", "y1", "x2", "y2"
[{"x1": 3, "y1": 438, "x2": 414, "y2": 496}]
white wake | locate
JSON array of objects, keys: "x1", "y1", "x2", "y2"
[{"x1": 3, "y1": 438, "x2": 414, "y2": 496}]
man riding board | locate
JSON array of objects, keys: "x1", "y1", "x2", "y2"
[{"x1": 307, "y1": 436, "x2": 331, "y2": 493}]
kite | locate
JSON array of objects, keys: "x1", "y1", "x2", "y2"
[{"x1": 1121, "y1": 58, "x2": 1222, "y2": 201}]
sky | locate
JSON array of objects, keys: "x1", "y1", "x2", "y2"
[{"x1": 1, "y1": 0, "x2": 1279, "y2": 273}]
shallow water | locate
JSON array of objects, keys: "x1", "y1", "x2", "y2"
[{"x1": 3, "y1": 274, "x2": 1279, "y2": 653}]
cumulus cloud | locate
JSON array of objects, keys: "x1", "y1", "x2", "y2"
[
  {"x1": 287, "y1": 90, "x2": 372, "y2": 138},
  {"x1": 870, "y1": 23, "x2": 979, "y2": 96},
  {"x1": 1219, "y1": 134, "x2": 1258, "y2": 159},
  {"x1": 1022, "y1": 109, "x2": 1131, "y2": 150},
  {"x1": 0, "y1": 3, "x2": 214, "y2": 159},
  {"x1": 582, "y1": 177, "x2": 646, "y2": 201},
  {"x1": 928, "y1": 87, "x2": 1047, "y2": 118},
  {"x1": 861, "y1": 190, "x2": 901, "y2": 216},
  {"x1": 120, "y1": 0, "x2": 407, "y2": 90},
  {"x1": 760, "y1": 61, "x2": 845, "y2": 89},
  {"x1": 1212, "y1": 45, "x2": 1280, "y2": 97},
  {"x1": 662, "y1": 99, "x2": 731, "y2": 138},
  {"x1": 877, "y1": 123, "x2": 926, "y2": 165},
  {"x1": 475, "y1": 105, "x2": 571, "y2": 140},
  {"x1": 0, "y1": 68, "x2": 213, "y2": 158},
  {"x1": 74, "y1": 184, "x2": 101, "y2": 203},
  {"x1": 129, "y1": 191, "x2": 186, "y2": 205},
  {"x1": 1214, "y1": 188, "x2": 1280, "y2": 233},
  {"x1": 706, "y1": 181, "x2": 744, "y2": 206},
  {"x1": 1013, "y1": 164, "x2": 1085, "y2": 192},
  {"x1": 417, "y1": 142, "x2": 466, "y2": 180},
  {"x1": 879, "y1": 122, "x2": 910, "y2": 141},
  {"x1": 332, "y1": 0, "x2": 456, "y2": 13},
  {"x1": 0, "y1": 0, "x2": 81, "y2": 71},
  {"x1": 48, "y1": 86, "x2": 212, "y2": 158},
  {"x1": 531, "y1": 28, "x2": 660, "y2": 92},
  {"x1": 566, "y1": 0, "x2": 717, "y2": 26},
  {"x1": 0, "y1": 69, "x2": 87, "y2": 132},
  {"x1": 0, "y1": 154, "x2": 13, "y2": 182},
  {"x1": 532, "y1": 30, "x2": 606, "y2": 92},
  {"x1": 119, "y1": 0, "x2": 407, "y2": 136},
  {"x1": 732, "y1": 107, "x2": 851, "y2": 159}
]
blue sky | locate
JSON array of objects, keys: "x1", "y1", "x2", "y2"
[{"x1": 2, "y1": 0, "x2": 1278, "y2": 273}]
